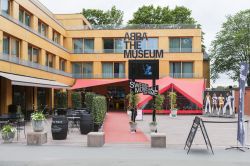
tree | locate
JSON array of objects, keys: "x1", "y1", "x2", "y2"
[
  {"x1": 128, "y1": 5, "x2": 206, "y2": 51},
  {"x1": 210, "y1": 9, "x2": 250, "y2": 85},
  {"x1": 82, "y1": 6, "x2": 123, "y2": 25},
  {"x1": 128, "y1": 5, "x2": 196, "y2": 24}
]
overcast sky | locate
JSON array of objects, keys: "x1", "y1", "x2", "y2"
[{"x1": 39, "y1": 0, "x2": 250, "y2": 87}]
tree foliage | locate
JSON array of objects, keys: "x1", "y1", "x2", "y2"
[
  {"x1": 128, "y1": 5, "x2": 196, "y2": 24},
  {"x1": 210, "y1": 9, "x2": 250, "y2": 85},
  {"x1": 82, "y1": 6, "x2": 123, "y2": 25}
]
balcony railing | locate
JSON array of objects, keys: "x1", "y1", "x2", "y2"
[
  {"x1": 169, "y1": 73, "x2": 201, "y2": 78},
  {"x1": 66, "y1": 24, "x2": 200, "y2": 31},
  {"x1": 0, "y1": 12, "x2": 69, "y2": 52},
  {"x1": 0, "y1": 53, "x2": 72, "y2": 77},
  {"x1": 72, "y1": 73, "x2": 127, "y2": 79}
]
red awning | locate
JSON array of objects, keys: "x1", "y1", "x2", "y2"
[
  {"x1": 137, "y1": 77, "x2": 205, "y2": 108},
  {"x1": 71, "y1": 79, "x2": 128, "y2": 89}
]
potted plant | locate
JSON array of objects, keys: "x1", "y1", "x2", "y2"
[
  {"x1": 31, "y1": 111, "x2": 46, "y2": 132},
  {"x1": 169, "y1": 92, "x2": 178, "y2": 118},
  {"x1": 1, "y1": 124, "x2": 16, "y2": 143},
  {"x1": 72, "y1": 92, "x2": 82, "y2": 109},
  {"x1": 92, "y1": 96, "x2": 107, "y2": 132},
  {"x1": 150, "y1": 94, "x2": 165, "y2": 132},
  {"x1": 126, "y1": 92, "x2": 139, "y2": 132}
]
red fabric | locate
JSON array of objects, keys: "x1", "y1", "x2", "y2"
[
  {"x1": 71, "y1": 79, "x2": 128, "y2": 89},
  {"x1": 104, "y1": 112, "x2": 148, "y2": 143},
  {"x1": 143, "y1": 110, "x2": 203, "y2": 115},
  {"x1": 137, "y1": 77, "x2": 205, "y2": 109}
]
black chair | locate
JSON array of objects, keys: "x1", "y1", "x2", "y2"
[{"x1": 14, "y1": 119, "x2": 26, "y2": 141}]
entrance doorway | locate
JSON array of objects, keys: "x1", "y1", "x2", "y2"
[{"x1": 107, "y1": 86, "x2": 126, "y2": 111}]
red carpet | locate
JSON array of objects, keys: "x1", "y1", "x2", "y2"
[{"x1": 104, "y1": 112, "x2": 148, "y2": 143}]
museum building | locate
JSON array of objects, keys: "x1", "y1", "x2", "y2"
[{"x1": 0, "y1": 0, "x2": 209, "y2": 115}]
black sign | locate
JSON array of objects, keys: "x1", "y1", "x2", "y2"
[
  {"x1": 129, "y1": 81, "x2": 159, "y2": 96},
  {"x1": 184, "y1": 116, "x2": 214, "y2": 154},
  {"x1": 129, "y1": 60, "x2": 159, "y2": 80}
]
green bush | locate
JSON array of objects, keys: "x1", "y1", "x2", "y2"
[
  {"x1": 92, "y1": 96, "x2": 107, "y2": 125},
  {"x1": 154, "y1": 94, "x2": 165, "y2": 110},
  {"x1": 55, "y1": 91, "x2": 67, "y2": 108},
  {"x1": 85, "y1": 92, "x2": 96, "y2": 112},
  {"x1": 72, "y1": 92, "x2": 81, "y2": 109}
]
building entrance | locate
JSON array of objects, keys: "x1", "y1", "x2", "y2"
[{"x1": 107, "y1": 86, "x2": 126, "y2": 111}]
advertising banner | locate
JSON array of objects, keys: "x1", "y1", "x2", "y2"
[{"x1": 237, "y1": 63, "x2": 249, "y2": 146}]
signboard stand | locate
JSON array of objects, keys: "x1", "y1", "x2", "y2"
[{"x1": 184, "y1": 116, "x2": 214, "y2": 154}]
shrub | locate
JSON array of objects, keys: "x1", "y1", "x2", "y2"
[
  {"x1": 85, "y1": 92, "x2": 96, "y2": 112},
  {"x1": 168, "y1": 92, "x2": 177, "y2": 110},
  {"x1": 72, "y1": 92, "x2": 81, "y2": 109},
  {"x1": 1, "y1": 124, "x2": 16, "y2": 134},
  {"x1": 154, "y1": 94, "x2": 165, "y2": 111},
  {"x1": 92, "y1": 96, "x2": 107, "y2": 125},
  {"x1": 55, "y1": 91, "x2": 67, "y2": 108}
]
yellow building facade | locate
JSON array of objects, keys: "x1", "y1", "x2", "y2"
[{"x1": 0, "y1": 0, "x2": 209, "y2": 114}]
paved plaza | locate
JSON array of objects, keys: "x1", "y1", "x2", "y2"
[{"x1": 0, "y1": 113, "x2": 250, "y2": 165}]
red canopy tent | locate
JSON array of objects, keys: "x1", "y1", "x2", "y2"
[{"x1": 137, "y1": 77, "x2": 205, "y2": 109}]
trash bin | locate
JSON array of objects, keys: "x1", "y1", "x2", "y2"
[
  {"x1": 51, "y1": 116, "x2": 68, "y2": 140},
  {"x1": 80, "y1": 112, "x2": 93, "y2": 135}
]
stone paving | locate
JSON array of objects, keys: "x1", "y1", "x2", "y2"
[{"x1": 0, "y1": 114, "x2": 250, "y2": 149}]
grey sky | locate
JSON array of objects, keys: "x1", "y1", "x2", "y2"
[{"x1": 39, "y1": 0, "x2": 250, "y2": 87}]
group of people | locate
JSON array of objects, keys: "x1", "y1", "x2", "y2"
[{"x1": 204, "y1": 92, "x2": 234, "y2": 116}]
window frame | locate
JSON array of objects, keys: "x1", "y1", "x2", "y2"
[
  {"x1": 28, "y1": 45, "x2": 40, "y2": 63},
  {"x1": 170, "y1": 61, "x2": 194, "y2": 78},
  {"x1": 3, "y1": 34, "x2": 20, "y2": 58},
  {"x1": 19, "y1": 7, "x2": 31, "y2": 27},
  {"x1": 38, "y1": 20, "x2": 48, "y2": 37},
  {"x1": 169, "y1": 37, "x2": 193, "y2": 53}
]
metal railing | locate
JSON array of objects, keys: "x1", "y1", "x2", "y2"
[
  {"x1": 66, "y1": 24, "x2": 200, "y2": 31},
  {"x1": 169, "y1": 73, "x2": 201, "y2": 78},
  {"x1": 0, "y1": 53, "x2": 72, "y2": 77},
  {"x1": 0, "y1": 12, "x2": 69, "y2": 52},
  {"x1": 72, "y1": 73, "x2": 127, "y2": 79}
]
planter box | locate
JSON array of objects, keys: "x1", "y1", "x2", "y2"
[
  {"x1": 87, "y1": 132, "x2": 105, "y2": 147},
  {"x1": 151, "y1": 133, "x2": 166, "y2": 148},
  {"x1": 27, "y1": 132, "x2": 47, "y2": 145}
]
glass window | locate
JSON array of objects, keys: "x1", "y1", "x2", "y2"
[
  {"x1": 59, "y1": 59, "x2": 66, "y2": 71},
  {"x1": 82, "y1": 63, "x2": 93, "y2": 78},
  {"x1": 182, "y1": 62, "x2": 193, "y2": 78},
  {"x1": 84, "y1": 39, "x2": 94, "y2": 53},
  {"x1": 72, "y1": 63, "x2": 81, "y2": 74},
  {"x1": 170, "y1": 38, "x2": 181, "y2": 52},
  {"x1": 11, "y1": 38, "x2": 20, "y2": 57},
  {"x1": 19, "y1": 10, "x2": 24, "y2": 23},
  {"x1": 32, "y1": 48, "x2": 39, "y2": 63},
  {"x1": 53, "y1": 31, "x2": 60, "y2": 44},
  {"x1": 114, "y1": 39, "x2": 124, "y2": 53},
  {"x1": 114, "y1": 62, "x2": 125, "y2": 78},
  {"x1": 102, "y1": 63, "x2": 113, "y2": 78},
  {"x1": 181, "y1": 38, "x2": 192, "y2": 52},
  {"x1": 170, "y1": 37, "x2": 192, "y2": 52},
  {"x1": 170, "y1": 62, "x2": 182, "y2": 78},
  {"x1": 147, "y1": 38, "x2": 158, "y2": 50},
  {"x1": 38, "y1": 20, "x2": 48, "y2": 37},
  {"x1": 25, "y1": 12, "x2": 31, "y2": 27},
  {"x1": 103, "y1": 39, "x2": 114, "y2": 53},
  {"x1": 3, "y1": 35, "x2": 10, "y2": 55},
  {"x1": 73, "y1": 39, "x2": 83, "y2": 53},
  {"x1": 46, "y1": 53, "x2": 54, "y2": 68},
  {"x1": 28, "y1": 45, "x2": 39, "y2": 63},
  {"x1": 1, "y1": 0, "x2": 10, "y2": 15}
]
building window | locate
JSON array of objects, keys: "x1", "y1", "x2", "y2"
[
  {"x1": 45, "y1": 53, "x2": 54, "y2": 68},
  {"x1": 169, "y1": 37, "x2": 192, "y2": 52},
  {"x1": 3, "y1": 35, "x2": 20, "y2": 57},
  {"x1": 72, "y1": 63, "x2": 93, "y2": 78},
  {"x1": 141, "y1": 38, "x2": 158, "y2": 50},
  {"x1": 103, "y1": 39, "x2": 114, "y2": 53},
  {"x1": 59, "y1": 58, "x2": 66, "y2": 71},
  {"x1": 114, "y1": 39, "x2": 124, "y2": 53},
  {"x1": 38, "y1": 20, "x2": 48, "y2": 37},
  {"x1": 73, "y1": 38, "x2": 83, "y2": 53},
  {"x1": 84, "y1": 39, "x2": 94, "y2": 53},
  {"x1": 170, "y1": 62, "x2": 193, "y2": 78},
  {"x1": 28, "y1": 45, "x2": 39, "y2": 63},
  {"x1": 53, "y1": 30, "x2": 60, "y2": 44},
  {"x1": 19, "y1": 8, "x2": 31, "y2": 27},
  {"x1": 3, "y1": 35, "x2": 10, "y2": 55},
  {"x1": 1, "y1": 0, "x2": 10, "y2": 15},
  {"x1": 102, "y1": 62, "x2": 125, "y2": 78}
]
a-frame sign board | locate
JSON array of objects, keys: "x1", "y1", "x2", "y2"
[{"x1": 184, "y1": 116, "x2": 214, "y2": 154}]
